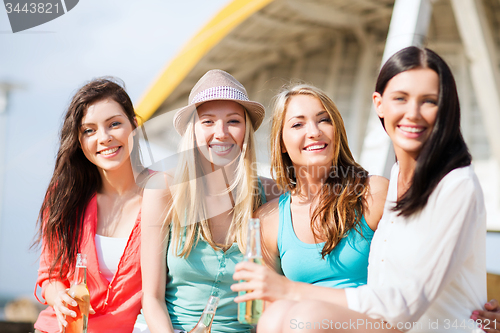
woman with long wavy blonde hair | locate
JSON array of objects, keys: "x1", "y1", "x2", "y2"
[
  {"x1": 139, "y1": 69, "x2": 279, "y2": 333},
  {"x1": 231, "y1": 83, "x2": 388, "y2": 328}
]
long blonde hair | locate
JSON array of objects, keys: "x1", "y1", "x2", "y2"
[
  {"x1": 167, "y1": 111, "x2": 262, "y2": 257},
  {"x1": 270, "y1": 83, "x2": 369, "y2": 258}
]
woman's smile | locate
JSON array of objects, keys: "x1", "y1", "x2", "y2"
[
  {"x1": 282, "y1": 94, "x2": 336, "y2": 169},
  {"x1": 194, "y1": 100, "x2": 246, "y2": 167},
  {"x1": 97, "y1": 146, "x2": 122, "y2": 157},
  {"x1": 373, "y1": 68, "x2": 439, "y2": 159},
  {"x1": 303, "y1": 142, "x2": 328, "y2": 152}
]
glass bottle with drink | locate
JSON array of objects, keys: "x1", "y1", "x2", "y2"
[
  {"x1": 237, "y1": 218, "x2": 264, "y2": 325},
  {"x1": 65, "y1": 253, "x2": 90, "y2": 333},
  {"x1": 188, "y1": 295, "x2": 220, "y2": 333}
]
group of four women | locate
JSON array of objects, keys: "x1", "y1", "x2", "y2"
[{"x1": 34, "y1": 47, "x2": 499, "y2": 333}]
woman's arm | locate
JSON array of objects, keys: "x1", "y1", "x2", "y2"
[
  {"x1": 258, "y1": 198, "x2": 281, "y2": 271},
  {"x1": 346, "y1": 172, "x2": 486, "y2": 326},
  {"x1": 36, "y1": 242, "x2": 90, "y2": 331},
  {"x1": 363, "y1": 175, "x2": 389, "y2": 231},
  {"x1": 231, "y1": 176, "x2": 389, "y2": 306},
  {"x1": 42, "y1": 280, "x2": 78, "y2": 331},
  {"x1": 233, "y1": 198, "x2": 300, "y2": 304},
  {"x1": 234, "y1": 172, "x2": 486, "y2": 324},
  {"x1": 232, "y1": 260, "x2": 348, "y2": 306},
  {"x1": 141, "y1": 172, "x2": 175, "y2": 333},
  {"x1": 233, "y1": 197, "x2": 349, "y2": 306}
]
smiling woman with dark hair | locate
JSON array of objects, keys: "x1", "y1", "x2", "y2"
[{"x1": 33, "y1": 77, "x2": 146, "y2": 333}]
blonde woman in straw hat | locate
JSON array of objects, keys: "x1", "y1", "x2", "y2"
[{"x1": 138, "y1": 70, "x2": 280, "y2": 333}]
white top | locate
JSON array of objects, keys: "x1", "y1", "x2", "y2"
[
  {"x1": 95, "y1": 234, "x2": 128, "y2": 282},
  {"x1": 346, "y1": 163, "x2": 486, "y2": 332}
]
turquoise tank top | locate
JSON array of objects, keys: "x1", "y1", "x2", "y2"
[
  {"x1": 278, "y1": 191, "x2": 373, "y2": 288},
  {"x1": 164, "y1": 180, "x2": 267, "y2": 333},
  {"x1": 135, "y1": 244, "x2": 253, "y2": 332}
]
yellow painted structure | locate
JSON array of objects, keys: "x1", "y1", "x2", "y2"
[{"x1": 135, "y1": 0, "x2": 274, "y2": 124}]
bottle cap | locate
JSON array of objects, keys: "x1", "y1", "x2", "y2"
[{"x1": 76, "y1": 253, "x2": 87, "y2": 267}]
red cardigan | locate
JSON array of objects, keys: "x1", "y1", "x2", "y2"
[{"x1": 34, "y1": 194, "x2": 142, "y2": 333}]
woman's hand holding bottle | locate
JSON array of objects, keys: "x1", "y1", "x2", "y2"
[
  {"x1": 52, "y1": 287, "x2": 78, "y2": 331},
  {"x1": 231, "y1": 261, "x2": 295, "y2": 303}
]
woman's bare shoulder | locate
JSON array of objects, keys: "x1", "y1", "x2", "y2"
[
  {"x1": 144, "y1": 169, "x2": 174, "y2": 191},
  {"x1": 258, "y1": 176, "x2": 282, "y2": 202},
  {"x1": 256, "y1": 196, "x2": 281, "y2": 221}
]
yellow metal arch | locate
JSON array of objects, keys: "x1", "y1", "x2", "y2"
[{"x1": 135, "y1": 0, "x2": 274, "y2": 124}]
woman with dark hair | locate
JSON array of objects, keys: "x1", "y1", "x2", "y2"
[
  {"x1": 254, "y1": 46, "x2": 488, "y2": 333},
  {"x1": 33, "y1": 78, "x2": 145, "y2": 333}
]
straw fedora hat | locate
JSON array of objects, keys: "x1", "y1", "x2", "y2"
[{"x1": 173, "y1": 69, "x2": 265, "y2": 135}]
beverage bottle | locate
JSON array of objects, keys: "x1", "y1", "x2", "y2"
[
  {"x1": 237, "y1": 218, "x2": 264, "y2": 325},
  {"x1": 65, "y1": 253, "x2": 90, "y2": 333},
  {"x1": 188, "y1": 295, "x2": 220, "y2": 333}
]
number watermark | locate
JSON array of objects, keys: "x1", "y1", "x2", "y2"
[
  {"x1": 3, "y1": 0, "x2": 79, "y2": 33},
  {"x1": 288, "y1": 318, "x2": 497, "y2": 330}
]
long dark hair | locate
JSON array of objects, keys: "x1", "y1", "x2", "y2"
[
  {"x1": 376, "y1": 47, "x2": 472, "y2": 216},
  {"x1": 33, "y1": 77, "x2": 139, "y2": 279}
]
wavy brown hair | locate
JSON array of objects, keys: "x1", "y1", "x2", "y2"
[
  {"x1": 270, "y1": 84, "x2": 369, "y2": 258},
  {"x1": 33, "y1": 77, "x2": 139, "y2": 280}
]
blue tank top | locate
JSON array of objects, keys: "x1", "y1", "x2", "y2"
[
  {"x1": 277, "y1": 191, "x2": 373, "y2": 288},
  {"x1": 166, "y1": 239, "x2": 250, "y2": 333}
]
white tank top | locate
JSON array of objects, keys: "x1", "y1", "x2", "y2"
[{"x1": 95, "y1": 234, "x2": 128, "y2": 282}]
